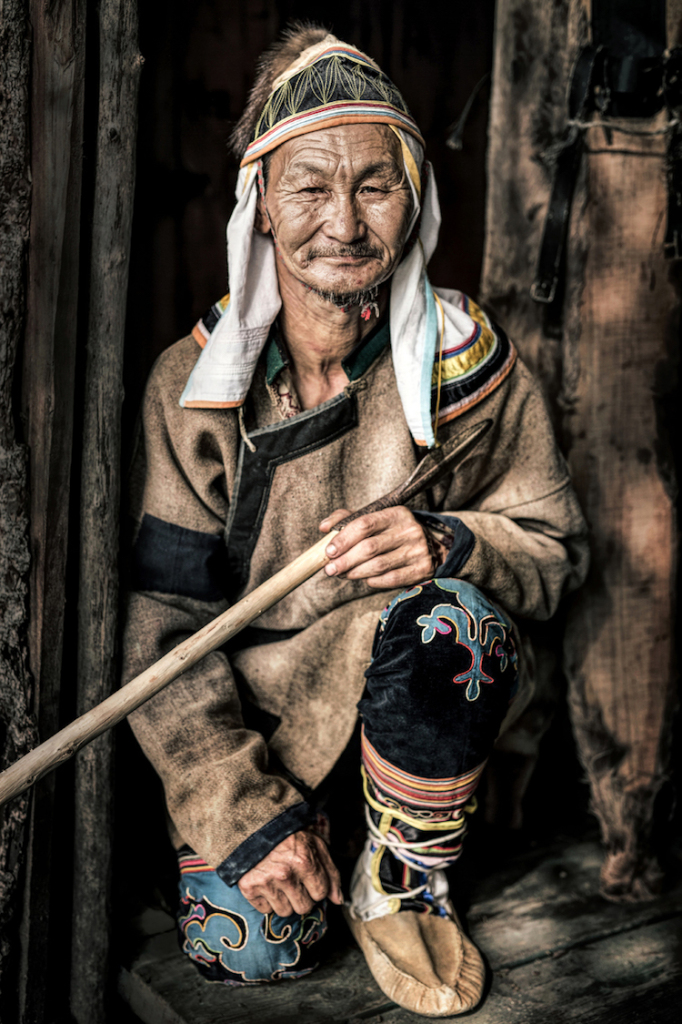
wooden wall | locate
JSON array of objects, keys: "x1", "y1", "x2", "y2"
[
  {"x1": 481, "y1": 0, "x2": 681, "y2": 899},
  {"x1": 0, "y1": 2, "x2": 140, "y2": 1022}
]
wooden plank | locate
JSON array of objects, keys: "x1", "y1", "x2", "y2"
[
  {"x1": 560, "y1": 104, "x2": 678, "y2": 900},
  {"x1": 70, "y1": 2, "x2": 142, "y2": 1023},
  {"x1": 0, "y1": 1, "x2": 35, "y2": 1021},
  {"x1": 119, "y1": 913, "x2": 391, "y2": 1024},
  {"x1": 121, "y1": 912, "x2": 682, "y2": 1024},
  {"x1": 18, "y1": 2, "x2": 86, "y2": 1020},
  {"x1": 386, "y1": 917, "x2": 682, "y2": 1024},
  {"x1": 22, "y1": 0, "x2": 85, "y2": 754},
  {"x1": 118, "y1": 841, "x2": 682, "y2": 1024},
  {"x1": 477, "y1": 0, "x2": 591, "y2": 834},
  {"x1": 467, "y1": 840, "x2": 682, "y2": 970}
]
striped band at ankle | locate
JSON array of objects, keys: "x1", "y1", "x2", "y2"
[{"x1": 361, "y1": 727, "x2": 486, "y2": 812}]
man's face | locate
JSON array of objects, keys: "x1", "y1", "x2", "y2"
[{"x1": 257, "y1": 124, "x2": 414, "y2": 302}]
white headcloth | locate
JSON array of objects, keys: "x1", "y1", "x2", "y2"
[{"x1": 180, "y1": 37, "x2": 494, "y2": 448}]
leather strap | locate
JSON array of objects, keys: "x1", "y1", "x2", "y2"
[
  {"x1": 532, "y1": 0, "x2": 674, "y2": 299},
  {"x1": 664, "y1": 48, "x2": 682, "y2": 260},
  {"x1": 531, "y1": 45, "x2": 602, "y2": 304}
]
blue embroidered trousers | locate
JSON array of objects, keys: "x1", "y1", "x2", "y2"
[{"x1": 176, "y1": 578, "x2": 518, "y2": 985}]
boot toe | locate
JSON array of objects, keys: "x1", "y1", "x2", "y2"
[{"x1": 344, "y1": 906, "x2": 485, "y2": 1017}]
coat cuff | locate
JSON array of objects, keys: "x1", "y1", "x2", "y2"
[
  {"x1": 215, "y1": 802, "x2": 316, "y2": 886},
  {"x1": 412, "y1": 512, "x2": 476, "y2": 578}
]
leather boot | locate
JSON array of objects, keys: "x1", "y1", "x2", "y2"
[{"x1": 344, "y1": 767, "x2": 485, "y2": 1017}]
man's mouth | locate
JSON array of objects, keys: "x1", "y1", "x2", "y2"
[{"x1": 304, "y1": 244, "x2": 383, "y2": 264}]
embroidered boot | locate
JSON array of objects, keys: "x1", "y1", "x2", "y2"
[{"x1": 344, "y1": 741, "x2": 486, "y2": 1017}]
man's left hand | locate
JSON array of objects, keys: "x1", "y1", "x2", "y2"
[{"x1": 320, "y1": 505, "x2": 437, "y2": 589}]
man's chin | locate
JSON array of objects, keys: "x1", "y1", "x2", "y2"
[
  {"x1": 309, "y1": 285, "x2": 381, "y2": 309},
  {"x1": 303, "y1": 273, "x2": 389, "y2": 309}
]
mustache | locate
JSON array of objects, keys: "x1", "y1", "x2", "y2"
[{"x1": 304, "y1": 243, "x2": 384, "y2": 261}]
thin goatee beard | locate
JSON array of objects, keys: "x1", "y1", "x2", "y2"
[{"x1": 307, "y1": 283, "x2": 381, "y2": 310}]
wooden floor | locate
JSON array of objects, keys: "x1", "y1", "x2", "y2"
[{"x1": 117, "y1": 838, "x2": 682, "y2": 1024}]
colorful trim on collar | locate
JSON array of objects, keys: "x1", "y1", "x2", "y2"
[
  {"x1": 427, "y1": 294, "x2": 516, "y2": 438},
  {"x1": 192, "y1": 294, "x2": 230, "y2": 350},
  {"x1": 188, "y1": 293, "x2": 516, "y2": 422},
  {"x1": 241, "y1": 46, "x2": 423, "y2": 166}
]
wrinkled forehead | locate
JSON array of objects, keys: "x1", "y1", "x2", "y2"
[{"x1": 267, "y1": 123, "x2": 405, "y2": 182}]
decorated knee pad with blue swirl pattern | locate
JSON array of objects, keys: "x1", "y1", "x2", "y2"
[
  {"x1": 176, "y1": 849, "x2": 327, "y2": 985},
  {"x1": 360, "y1": 577, "x2": 519, "y2": 780}
]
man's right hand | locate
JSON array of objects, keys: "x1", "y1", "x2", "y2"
[{"x1": 237, "y1": 830, "x2": 344, "y2": 917}]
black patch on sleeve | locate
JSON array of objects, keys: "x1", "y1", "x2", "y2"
[
  {"x1": 215, "y1": 802, "x2": 315, "y2": 885},
  {"x1": 132, "y1": 514, "x2": 227, "y2": 601},
  {"x1": 412, "y1": 511, "x2": 476, "y2": 577}
]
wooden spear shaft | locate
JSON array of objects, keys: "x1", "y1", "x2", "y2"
[{"x1": 0, "y1": 419, "x2": 490, "y2": 807}]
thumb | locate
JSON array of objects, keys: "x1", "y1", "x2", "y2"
[{"x1": 319, "y1": 508, "x2": 350, "y2": 534}]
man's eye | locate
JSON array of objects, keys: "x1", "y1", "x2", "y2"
[
  {"x1": 359, "y1": 186, "x2": 384, "y2": 195},
  {"x1": 300, "y1": 186, "x2": 325, "y2": 195}
]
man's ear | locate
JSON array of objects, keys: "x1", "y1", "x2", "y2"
[{"x1": 255, "y1": 194, "x2": 271, "y2": 235}]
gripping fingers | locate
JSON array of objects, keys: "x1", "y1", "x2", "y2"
[
  {"x1": 324, "y1": 508, "x2": 430, "y2": 577},
  {"x1": 248, "y1": 893, "x2": 274, "y2": 914},
  {"x1": 326, "y1": 536, "x2": 399, "y2": 577},
  {"x1": 314, "y1": 836, "x2": 344, "y2": 904},
  {"x1": 266, "y1": 887, "x2": 295, "y2": 918},
  {"x1": 239, "y1": 831, "x2": 341, "y2": 917},
  {"x1": 320, "y1": 508, "x2": 350, "y2": 533}
]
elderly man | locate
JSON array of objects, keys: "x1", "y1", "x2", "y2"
[{"x1": 122, "y1": 25, "x2": 588, "y2": 1018}]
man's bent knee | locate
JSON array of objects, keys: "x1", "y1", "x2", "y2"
[
  {"x1": 176, "y1": 850, "x2": 327, "y2": 984},
  {"x1": 379, "y1": 577, "x2": 505, "y2": 634},
  {"x1": 360, "y1": 578, "x2": 519, "y2": 779}
]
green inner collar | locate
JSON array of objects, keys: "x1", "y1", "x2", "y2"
[{"x1": 265, "y1": 318, "x2": 390, "y2": 387}]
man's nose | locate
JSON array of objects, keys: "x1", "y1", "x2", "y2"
[{"x1": 324, "y1": 191, "x2": 365, "y2": 243}]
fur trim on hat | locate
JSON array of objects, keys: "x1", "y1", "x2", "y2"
[{"x1": 229, "y1": 22, "x2": 330, "y2": 160}]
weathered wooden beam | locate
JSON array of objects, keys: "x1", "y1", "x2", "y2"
[
  {"x1": 562, "y1": 111, "x2": 679, "y2": 902},
  {"x1": 70, "y1": 2, "x2": 142, "y2": 1022},
  {"x1": 18, "y1": 1, "x2": 86, "y2": 1019},
  {"x1": 0, "y1": 0, "x2": 36, "y2": 1019},
  {"x1": 481, "y1": 0, "x2": 679, "y2": 899},
  {"x1": 479, "y1": 0, "x2": 590, "y2": 833}
]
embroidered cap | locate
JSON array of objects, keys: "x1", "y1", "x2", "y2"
[{"x1": 241, "y1": 36, "x2": 424, "y2": 166}]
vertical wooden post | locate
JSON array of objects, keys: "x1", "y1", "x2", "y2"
[
  {"x1": 0, "y1": 1, "x2": 36, "y2": 1018},
  {"x1": 19, "y1": 2, "x2": 86, "y2": 1018},
  {"x1": 480, "y1": 0, "x2": 589, "y2": 830},
  {"x1": 481, "y1": 0, "x2": 679, "y2": 898},
  {"x1": 70, "y1": 2, "x2": 141, "y2": 1021}
]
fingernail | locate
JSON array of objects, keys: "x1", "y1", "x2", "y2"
[
  {"x1": 326, "y1": 562, "x2": 337, "y2": 575},
  {"x1": 326, "y1": 543, "x2": 337, "y2": 556}
]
